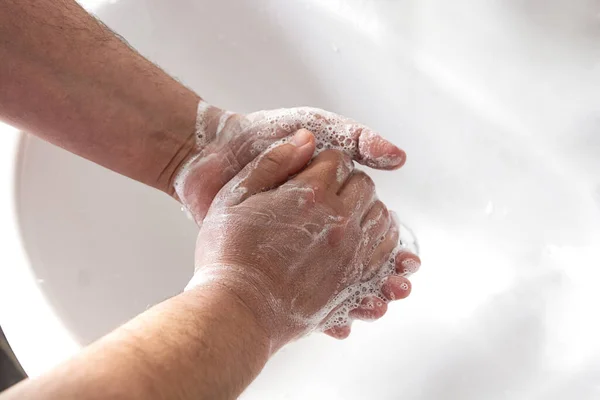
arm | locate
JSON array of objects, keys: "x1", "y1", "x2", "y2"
[
  {"x1": 0, "y1": 285, "x2": 270, "y2": 400},
  {"x1": 0, "y1": 0, "x2": 407, "y2": 221},
  {"x1": 0, "y1": 0, "x2": 198, "y2": 196},
  {"x1": 0, "y1": 131, "x2": 419, "y2": 400}
]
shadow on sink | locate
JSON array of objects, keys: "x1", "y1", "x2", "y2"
[{"x1": 0, "y1": 326, "x2": 26, "y2": 393}]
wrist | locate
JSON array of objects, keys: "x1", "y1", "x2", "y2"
[
  {"x1": 149, "y1": 92, "x2": 202, "y2": 199},
  {"x1": 185, "y1": 268, "x2": 293, "y2": 353},
  {"x1": 183, "y1": 282, "x2": 274, "y2": 357},
  {"x1": 171, "y1": 102, "x2": 241, "y2": 220}
]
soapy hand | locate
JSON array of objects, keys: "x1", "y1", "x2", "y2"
[
  {"x1": 186, "y1": 130, "x2": 420, "y2": 351},
  {"x1": 174, "y1": 102, "x2": 407, "y2": 224}
]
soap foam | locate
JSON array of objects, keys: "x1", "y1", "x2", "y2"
[
  {"x1": 319, "y1": 239, "x2": 415, "y2": 332},
  {"x1": 174, "y1": 102, "x2": 404, "y2": 222},
  {"x1": 178, "y1": 101, "x2": 419, "y2": 340},
  {"x1": 317, "y1": 219, "x2": 419, "y2": 333}
]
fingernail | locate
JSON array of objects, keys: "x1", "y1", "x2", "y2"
[
  {"x1": 290, "y1": 129, "x2": 312, "y2": 147},
  {"x1": 401, "y1": 258, "x2": 420, "y2": 274}
]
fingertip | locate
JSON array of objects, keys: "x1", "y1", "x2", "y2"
[
  {"x1": 358, "y1": 129, "x2": 406, "y2": 170},
  {"x1": 291, "y1": 128, "x2": 316, "y2": 163},
  {"x1": 324, "y1": 325, "x2": 352, "y2": 339},
  {"x1": 395, "y1": 252, "x2": 421, "y2": 276},
  {"x1": 381, "y1": 275, "x2": 412, "y2": 301},
  {"x1": 292, "y1": 128, "x2": 315, "y2": 149},
  {"x1": 390, "y1": 148, "x2": 407, "y2": 170},
  {"x1": 349, "y1": 296, "x2": 388, "y2": 321},
  {"x1": 369, "y1": 145, "x2": 406, "y2": 170}
]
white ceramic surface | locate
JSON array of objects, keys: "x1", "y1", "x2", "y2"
[{"x1": 1, "y1": 0, "x2": 600, "y2": 398}]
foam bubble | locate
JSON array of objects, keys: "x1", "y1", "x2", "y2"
[
  {"x1": 178, "y1": 101, "x2": 419, "y2": 341},
  {"x1": 320, "y1": 220, "x2": 419, "y2": 333},
  {"x1": 195, "y1": 100, "x2": 212, "y2": 146},
  {"x1": 175, "y1": 103, "x2": 400, "y2": 222}
]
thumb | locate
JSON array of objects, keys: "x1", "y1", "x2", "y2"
[
  {"x1": 356, "y1": 127, "x2": 406, "y2": 170},
  {"x1": 216, "y1": 129, "x2": 315, "y2": 206}
]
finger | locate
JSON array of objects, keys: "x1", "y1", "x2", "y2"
[
  {"x1": 349, "y1": 296, "x2": 388, "y2": 321},
  {"x1": 338, "y1": 171, "x2": 376, "y2": 217},
  {"x1": 380, "y1": 275, "x2": 412, "y2": 301},
  {"x1": 324, "y1": 324, "x2": 352, "y2": 339},
  {"x1": 289, "y1": 108, "x2": 406, "y2": 170},
  {"x1": 215, "y1": 129, "x2": 315, "y2": 206},
  {"x1": 395, "y1": 251, "x2": 421, "y2": 276},
  {"x1": 363, "y1": 215, "x2": 399, "y2": 280},
  {"x1": 290, "y1": 149, "x2": 354, "y2": 193},
  {"x1": 355, "y1": 126, "x2": 406, "y2": 170},
  {"x1": 361, "y1": 200, "x2": 391, "y2": 246}
]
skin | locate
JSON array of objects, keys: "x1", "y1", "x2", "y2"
[
  {"x1": 192, "y1": 130, "x2": 420, "y2": 343},
  {"x1": 0, "y1": 1, "x2": 422, "y2": 398},
  {"x1": 1, "y1": 283, "x2": 271, "y2": 400},
  {"x1": 176, "y1": 103, "x2": 408, "y2": 223},
  {"x1": 0, "y1": 0, "x2": 417, "y2": 335},
  {"x1": 1, "y1": 133, "x2": 419, "y2": 400},
  {"x1": 0, "y1": 0, "x2": 199, "y2": 196},
  {"x1": 0, "y1": 0, "x2": 406, "y2": 206}
]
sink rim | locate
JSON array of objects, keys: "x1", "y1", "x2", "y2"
[{"x1": 0, "y1": 131, "x2": 79, "y2": 377}]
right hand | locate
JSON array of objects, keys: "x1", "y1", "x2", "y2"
[{"x1": 186, "y1": 129, "x2": 420, "y2": 351}]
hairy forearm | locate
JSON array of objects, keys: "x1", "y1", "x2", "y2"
[
  {"x1": 0, "y1": 0, "x2": 199, "y2": 195},
  {"x1": 2, "y1": 285, "x2": 270, "y2": 400}
]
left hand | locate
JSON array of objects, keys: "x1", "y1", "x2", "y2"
[{"x1": 174, "y1": 102, "x2": 407, "y2": 224}]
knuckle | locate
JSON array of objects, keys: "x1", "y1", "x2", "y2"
[
  {"x1": 309, "y1": 149, "x2": 348, "y2": 177},
  {"x1": 327, "y1": 225, "x2": 346, "y2": 246},
  {"x1": 322, "y1": 149, "x2": 350, "y2": 167},
  {"x1": 315, "y1": 148, "x2": 344, "y2": 161},
  {"x1": 362, "y1": 173, "x2": 375, "y2": 189},
  {"x1": 372, "y1": 200, "x2": 385, "y2": 212},
  {"x1": 260, "y1": 148, "x2": 286, "y2": 175},
  {"x1": 352, "y1": 171, "x2": 375, "y2": 189},
  {"x1": 338, "y1": 214, "x2": 351, "y2": 226},
  {"x1": 374, "y1": 201, "x2": 390, "y2": 220}
]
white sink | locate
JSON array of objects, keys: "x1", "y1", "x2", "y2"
[{"x1": 1, "y1": 0, "x2": 600, "y2": 398}]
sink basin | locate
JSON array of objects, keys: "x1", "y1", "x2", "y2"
[{"x1": 1, "y1": 0, "x2": 600, "y2": 398}]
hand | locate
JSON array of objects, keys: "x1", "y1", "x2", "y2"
[
  {"x1": 174, "y1": 102, "x2": 407, "y2": 223},
  {"x1": 186, "y1": 130, "x2": 420, "y2": 351}
]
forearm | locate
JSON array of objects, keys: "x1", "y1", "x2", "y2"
[
  {"x1": 0, "y1": 0, "x2": 199, "y2": 196},
  {"x1": 1, "y1": 285, "x2": 270, "y2": 400}
]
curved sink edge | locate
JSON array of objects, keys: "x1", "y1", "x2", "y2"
[{"x1": 0, "y1": 128, "x2": 80, "y2": 377}]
